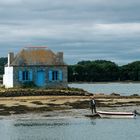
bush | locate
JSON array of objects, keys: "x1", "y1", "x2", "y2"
[{"x1": 21, "y1": 82, "x2": 37, "y2": 88}]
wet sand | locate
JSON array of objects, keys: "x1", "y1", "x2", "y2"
[{"x1": 0, "y1": 95, "x2": 140, "y2": 117}]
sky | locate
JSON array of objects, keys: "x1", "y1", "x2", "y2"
[{"x1": 0, "y1": 0, "x2": 140, "y2": 65}]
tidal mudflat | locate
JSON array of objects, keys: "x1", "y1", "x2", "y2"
[{"x1": 0, "y1": 95, "x2": 139, "y2": 117}]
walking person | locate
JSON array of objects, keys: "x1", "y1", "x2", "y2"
[{"x1": 90, "y1": 96, "x2": 97, "y2": 114}]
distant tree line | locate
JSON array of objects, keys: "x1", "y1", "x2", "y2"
[
  {"x1": 0, "y1": 57, "x2": 7, "y2": 76},
  {"x1": 1, "y1": 57, "x2": 140, "y2": 82},
  {"x1": 68, "y1": 60, "x2": 140, "y2": 82}
]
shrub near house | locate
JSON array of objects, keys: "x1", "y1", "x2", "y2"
[{"x1": 3, "y1": 47, "x2": 68, "y2": 88}]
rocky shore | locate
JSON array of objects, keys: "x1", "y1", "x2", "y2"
[
  {"x1": 0, "y1": 87, "x2": 139, "y2": 116},
  {"x1": 0, "y1": 87, "x2": 90, "y2": 97}
]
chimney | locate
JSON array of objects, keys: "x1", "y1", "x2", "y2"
[
  {"x1": 8, "y1": 52, "x2": 14, "y2": 67},
  {"x1": 56, "y1": 52, "x2": 63, "y2": 63}
]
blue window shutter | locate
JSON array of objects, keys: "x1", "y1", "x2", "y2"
[
  {"x1": 19, "y1": 70, "x2": 22, "y2": 81},
  {"x1": 49, "y1": 70, "x2": 52, "y2": 81},
  {"x1": 29, "y1": 70, "x2": 33, "y2": 81},
  {"x1": 59, "y1": 70, "x2": 63, "y2": 81}
]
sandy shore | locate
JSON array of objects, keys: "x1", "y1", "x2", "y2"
[{"x1": 0, "y1": 95, "x2": 140, "y2": 117}]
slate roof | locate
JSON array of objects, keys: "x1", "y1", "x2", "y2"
[{"x1": 10, "y1": 48, "x2": 66, "y2": 66}]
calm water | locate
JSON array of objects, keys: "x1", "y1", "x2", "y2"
[
  {"x1": 1, "y1": 83, "x2": 140, "y2": 140},
  {"x1": 69, "y1": 83, "x2": 140, "y2": 96},
  {"x1": 0, "y1": 117, "x2": 140, "y2": 140}
]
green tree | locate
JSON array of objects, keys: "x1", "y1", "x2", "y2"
[
  {"x1": 0, "y1": 57, "x2": 7, "y2": 75},
  {"x1": 68, "y1": 60, "x2": 119, "y2": 82}
]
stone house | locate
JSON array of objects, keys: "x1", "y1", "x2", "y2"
[{"x1": 3, "y1": 47, "x2": 68, "y2": 88}]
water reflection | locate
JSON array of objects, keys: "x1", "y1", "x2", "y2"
[
  {"x1": 0, "y1": 118, "x2": 140, "y2": 140},
  {"x1": 89, "y1": 120, "x2": 96, "y2": 126},
  {"x1": 14, "y1": 122, "x2": 70, "y2": 127},
  {"x1": 14, "y1": 119, "x2": 92, "y2": 128}
]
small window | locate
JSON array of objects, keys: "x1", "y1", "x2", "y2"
[
  {"x1": 49, "y1": 70, "x2": 63, "y2": 81},
  {"x1": 52, "y1": 71, "x2": 59, "y2": 81},
  {"x1": 22, "y1": 71, "x2": 29, "y2": 81},
  {"x1": 19, "y1": 70, "x2": 33, "y2": 82}
]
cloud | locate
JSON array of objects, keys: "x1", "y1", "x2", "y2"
[{"x1": 0, "y1": 0, "x2": 140, "y2": 65}]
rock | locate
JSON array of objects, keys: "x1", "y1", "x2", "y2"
[
  {"x1": 130, "y1": 94, "x2": 139, "y2": 97},
  {"x1": 110, "y1": 93, "x2": 120, "y2": 96}
]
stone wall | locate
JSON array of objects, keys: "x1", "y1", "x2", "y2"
[{"x1": 13, "y1": 65, "x2": 68, "y2": 88}]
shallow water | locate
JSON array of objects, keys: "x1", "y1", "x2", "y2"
[
  {"x1": 69, "y1": 83, "x2": 140, "y2": 96},
  {"x1": 1, "y1": 83, "x2": 140, "y2": 140},
  {"x1": 0, "y1": 117, "x2": 140, "y2": 140}
]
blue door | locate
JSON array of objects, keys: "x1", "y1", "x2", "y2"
[{"x1": 36, "y1": 71, "x2": 45, "y2": 87}]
